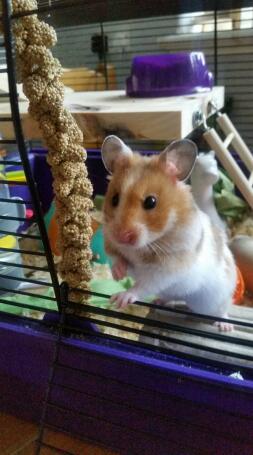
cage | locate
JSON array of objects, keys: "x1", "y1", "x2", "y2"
[{"x1": 0, "y1": 0, "x2": 253, "y2": 454}]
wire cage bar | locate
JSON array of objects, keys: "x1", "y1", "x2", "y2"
[
  {"x1": 0, "y1": 0, "x2": 252, "y2": 454},
  {"x1": 1, "y1": 0, "x2": 62, "y2": 310}
]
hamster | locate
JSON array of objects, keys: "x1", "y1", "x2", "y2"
[{"x1": 101, "y1": 135, "x2": 237, "y2": 331}]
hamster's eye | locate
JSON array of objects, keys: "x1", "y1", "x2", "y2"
[
  {"x1": 143, "y1": 195, "x2": 157, "y2": 210},
  {"x1": 111, "y1": 193, "x2": 120, "y2": 207}
]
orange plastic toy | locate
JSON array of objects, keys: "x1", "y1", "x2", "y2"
[{"x1": 233, "y1": 266, "x2": 245, "y2": 305}]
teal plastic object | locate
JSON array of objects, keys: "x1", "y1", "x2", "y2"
[
  {"x1": 44, "y1": 200, "x2": 55, "y2": 231},
  {"x1": 40, "y1": 200, "x2": 55, "y2": 251},
  {"x1": 91, "y1": 225, "x2": 112, "y2": 265}
]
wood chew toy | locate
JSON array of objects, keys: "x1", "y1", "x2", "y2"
[
  {"x1": 11, "y1": 0, "x2": 93, "y2": 301},
  {"x1": 204, "y1": 113, "x2": 253, "y2": 209}
]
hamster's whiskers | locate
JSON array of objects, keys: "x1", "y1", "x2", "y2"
[
  {"x1": 147, "y1": 242, "x2": 162, "y2": 257},
  {"x1": 143, "y1": 239, "x2": 172, "y2": 261},
  {"x1": 151, "y1": 241, "x2": 169, "y2": 257},
  {"x1": 147, "y1": 236, "x2": 191, "y2": 259}
]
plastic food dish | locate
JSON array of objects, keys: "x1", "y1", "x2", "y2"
[{"x1": 126, "y1": 52, "x2": 213, "y2": 97}]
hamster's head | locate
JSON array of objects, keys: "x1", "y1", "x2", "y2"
[{"x1": 101, "y1": 135, "x2": 197, "y2": 251}]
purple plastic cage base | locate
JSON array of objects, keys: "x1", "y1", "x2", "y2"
[
  {"x1": 0, "y1": 314, "x2": 252, "y2": 455},
  {"x1": 2, "y1": 147, "x2": 253, "y2": 454}
]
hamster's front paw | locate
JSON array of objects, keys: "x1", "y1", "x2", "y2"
[
  {"x1": 112, "y1": 258, "x2": 128, "y2": 281},
  {"x1": 214, "y1": 321, "x2": 234, "y2": 332},
  {"x1": 110, "y1": 290, "x2": 138, "y2": 309}
]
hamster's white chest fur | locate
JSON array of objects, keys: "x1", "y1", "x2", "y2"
[{"x1": 128, "y1": 212, "x2": 237, "y2": 318}]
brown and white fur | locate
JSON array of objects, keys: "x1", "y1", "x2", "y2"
[{"x1": 102, "y1": 135, "x2": 237, "y2": 331}]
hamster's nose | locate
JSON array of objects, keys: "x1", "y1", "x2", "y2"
[{"x1": 117, "y1": 229, "x2": 137, "y2": 245}]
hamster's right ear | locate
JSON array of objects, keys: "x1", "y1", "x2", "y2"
[
  {"x1": 101, "y1": 135, "x2": 133, "y2": 174},
  {"x1": 159, "y1": 139, "x2": 198, "y2": 182}
]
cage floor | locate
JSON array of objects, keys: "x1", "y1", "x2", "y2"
[{"x1": 140, "y1": 302, "x2": 253, "y2": 371}]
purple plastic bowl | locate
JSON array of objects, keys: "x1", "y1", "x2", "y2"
[{"x1": 126, "y1": 52, "x2": 213, "y2": 98}]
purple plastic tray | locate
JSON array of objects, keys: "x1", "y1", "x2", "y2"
[
  {"x1": 10, "y1": 148, "x2": 159, "y2": 214},
  {"x1": 126, "y1": 52, "x2": 213, "y2": 97},
  {"x1": 6, "y1": 147, "x2": 248, "y2": 222},
  {"x1": 0, "y1": 314, "x2": 252, "y2": 454}
]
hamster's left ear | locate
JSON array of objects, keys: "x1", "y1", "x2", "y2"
[
  {"x1": 159, "y1": 139, "x2": 198, "y2": 182},
  {"x1": 101, "y1": 135, "x2": 133, "y2": 174}
]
